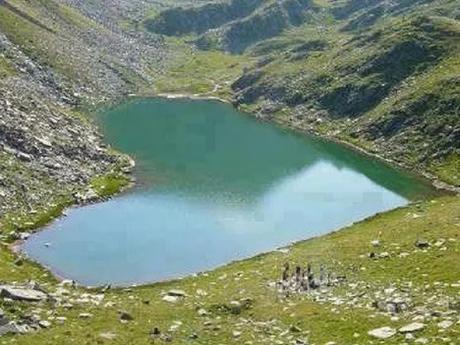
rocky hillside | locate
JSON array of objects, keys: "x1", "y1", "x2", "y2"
[{"x1": 0, "y1": 0, "x2": 171, "y2": 226}]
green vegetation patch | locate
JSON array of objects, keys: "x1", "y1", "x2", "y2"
[
  {"x1": 90, "y1": 173, "x2": 131, "y2": 198},
  {"x1": 431, "y1": 153, "x2": 460, "y2": 187},
  {"x1": 0, "y1": 55, "x2": 16, "y2": 79},
  {"x1": 156, "y1": 43, "x2": 253, "y2": 96}
]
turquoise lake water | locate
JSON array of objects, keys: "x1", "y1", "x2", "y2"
[{"x1": 22, "y1": 98, "x2": 435, "y2": 286}]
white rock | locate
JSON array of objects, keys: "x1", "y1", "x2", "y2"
[
  {"x1": 437, "y1": 320, "x2": 453, "y2": 329},
  {"x1": 371, "y1": 240, "x2": 380, "y2": 247},
  {"x1": 162, "y1": 295, "x2": 179, "y2": 303},
  {"x1": 368, "y1": 326, "x2": 396, "y2": 339},
  {"x1": 0, "y1": 286, "x2": 48, "y2": 302},
  {"x1": 99, "y1": 332, "x2": 117, "y2": 340},
  {"x1": 232, "y1": 330, "x2": 242, "y2": 338},
  {"x1": 399, "y1": 322, "x2": 425, "y2": 333},
  {"x1": 38, "y1": 320, "x2": 51, "y2": 328}
]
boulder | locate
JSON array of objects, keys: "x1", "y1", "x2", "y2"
[
  {"x1": 0, "y1": 322, "x2": 30, "y2": 336},
  {"x1": 0, "y1": 286, "x2": 48, "y2": 302}
]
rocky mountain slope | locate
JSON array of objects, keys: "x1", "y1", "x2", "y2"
[{"x1": 0, "y1": 0, "x2": 172, "y2": 224}]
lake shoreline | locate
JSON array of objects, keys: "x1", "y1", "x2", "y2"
[
  {"x1": 18, "y1": 94, "x2": 446, "y2": 288},
  {"x1": 6, "y1": 93, "x2": 458, "y2": 290}
]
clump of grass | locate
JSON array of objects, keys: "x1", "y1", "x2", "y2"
[{"x1": 90, "y1": 173, "x2": 131, "y2": 198}]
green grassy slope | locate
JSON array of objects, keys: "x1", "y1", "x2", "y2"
[{"x1": 145, "y1": 0, "x2": 460, "y2": 187}]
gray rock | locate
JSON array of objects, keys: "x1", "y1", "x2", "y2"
[
  {"x1": 437, "y1": 320, "x2": 453, "y2": 329},
  {"x1": 118, "y1": 310, "x2": 133, "y2": 322},
  {"x1": 415, "y1": 239, "x2": 430, "y2": 249},
  {"x1": 0, "y1": 310, "x2": 9, "y2": 326},
  {"x1": 167, "y1": 289, "x2": 186, "y2": 297},
  {"x1": 0, "y1": 322, "x2": 31, "y2": 336},
  {"x1": 0, "y1": 285, "x2": 48, "y2": 302}
]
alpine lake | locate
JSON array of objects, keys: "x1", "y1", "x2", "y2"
[{"x1": 22, "y1": 98, "x2": 436, "y2": 286}]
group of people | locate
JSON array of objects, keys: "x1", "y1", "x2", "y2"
[{"x1": 278, "y1": 262, "x2": 344, "y2": 293}]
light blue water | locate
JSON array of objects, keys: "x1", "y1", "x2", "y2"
[{"x1": 23, "y1": 99, "x2": 435, "y2": 286}]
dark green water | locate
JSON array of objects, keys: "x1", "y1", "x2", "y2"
[{"x1": 23, "y1": 98, "x2": 435, "y2": 286}]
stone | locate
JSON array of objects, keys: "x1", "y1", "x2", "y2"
[
  {"x1": 59, "y1": 280, "x2": 75, "y2": 287},
  {"x1": 160, "y1": 334, "x2": 173, "y2": 342},
  {"x1": 399, "y1": 322, "x2": 425, "y2": 333},
  {"x1": 289, "y1": 325, "x2": 302, "y2": 333},
  {"x1": 437, "y1": 320, "x2": 453, "y2": 329},
  {"x1": 406, "y1": 333, "x2": 415, "y2": 340},
  {"x1": 0, "y1": 285, "x2": 48, "y2": 302},
  {"x1": 38, "y1": 320, "x2": 51, "y2": 328},
  {"x1": 0, "y1": 323, "x2": 20, "y2": 336},
  {"x1": 414, "y1": 338, "x2": 429, "y2": 344},
  {"x1": 118, "y1": 310, "x2": 133, "y2": 322},
  {"x1": 415, "y1": 239, "x2": 430, "y2": 249},
  {"x1": 99, "y1": 332, "x2": 117, "y2": 340},
  {"x1": 0, "y1": 309, "x2": 8, "y2": 326},
  {"x1": 368, "y1": 326, "x2": 396, "y2": 339},
  {"x1": 56, "y1": 317, "x2": 67, "y2": 324},
  {"x1": 371, "y1": 240, "x2": 380, "y2": 247},
  {"x1": 197, "y1": 308, "x2": 208, "y2": 316},
  {"x1": 162, "y1": 289, "x2": 186, "y2": 303},
  {"x1": 233, "y1": 330, "x2": 242, "y2": 338},
  {"x1": 0, "y1": 322, "x2": 32, "y2": 336},
  {"x1": 167, "y1": 289, "x2": 186, "y2": 297},
  {"x1": 78, "y1": 313, "x2": 93, "y2": 319},
  {"x1": 162, "y1": 295, "x2": 179, "y2": 303}
]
